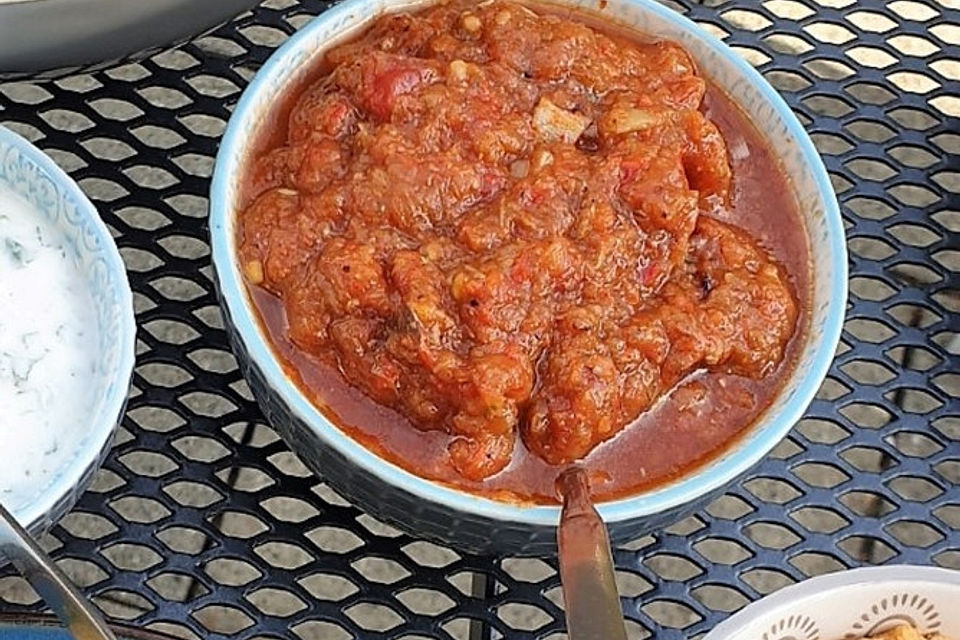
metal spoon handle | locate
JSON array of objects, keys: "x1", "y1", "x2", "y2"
[
  {"x1": 0, "y1": 502, "x2": 116, "y2": 640},
  {"x1": 558, "y1": 468, "x2": 628, "y2": 640}
]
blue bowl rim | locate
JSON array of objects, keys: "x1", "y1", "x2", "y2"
[
  {"x1": 0, "y1": 125, "x2": 137, "y2": 531},
  {"x1": 209, "y1": 0, "x2": 848, "y2": 528}
]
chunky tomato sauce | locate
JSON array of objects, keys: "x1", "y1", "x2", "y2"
[{"x1": 238, "y1": 1, "x2": 811, "y2": 503}]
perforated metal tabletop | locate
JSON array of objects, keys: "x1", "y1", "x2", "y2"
[{"x1": 0, "y1": 0, "x2": 957, "y2": 638}]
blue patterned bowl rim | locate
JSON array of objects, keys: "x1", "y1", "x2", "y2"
[
  {"x1": 0, "y1": 126, "x2": 136, "y2": 531},
  {"x1": 209, "y1": 0, "x2": 847, "y2": 527}
]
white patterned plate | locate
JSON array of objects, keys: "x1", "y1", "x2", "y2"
[{"x1": 704, "y1": 566, "x2": 960, "y2": 640}]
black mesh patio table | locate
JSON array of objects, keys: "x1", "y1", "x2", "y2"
[{"x1": 0, "y1": 0, "x2": 957, "y2": 638}]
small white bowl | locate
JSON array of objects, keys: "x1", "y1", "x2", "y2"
[
  {"x1": 0, "y1": 126, "x2": 136, "y2": 534},
  {"x1": 704, "y1": 566, "x2": 960, "y2": 640}
]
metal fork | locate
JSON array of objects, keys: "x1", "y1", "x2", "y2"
[{"x1": 0, "y1": 501, "x2": 116, "y2": 640}]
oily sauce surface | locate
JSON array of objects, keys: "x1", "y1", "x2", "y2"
[{"x1": 239, "y1": 1, "x2": 810, "y2": 503}]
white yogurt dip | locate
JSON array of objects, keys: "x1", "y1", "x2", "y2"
[{"x1": 0, "y1": 189, "x2": 100, "y2": 508}]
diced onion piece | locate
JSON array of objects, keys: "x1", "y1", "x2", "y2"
[
  {"x1": 244, "y1": 259, "x2": 265, "y2": 285},
  {"x1": 408, "y1": 299, "x2": 454, "y2": 330},
  {"x1": 461, "y1": 13, "x2": 482, "y2": 32},
  {"x1": 510, "y1": 159, "x2": 530, "y2": 179},
  {"x1": 531, "y1": 148, "x2": 554, "y2": 170},
  {"x1": 448, "y1": 59, "x2": 469, "y2": 83},
  {"x1": 532, "y1": 98, "x2": 591, "y2": 144},
  {"x1": 421, "y1": 241, "x2": 444, "y2": 262},
  {"x1": 603, "y1": 107, "x2": 663, "y2": 135}
]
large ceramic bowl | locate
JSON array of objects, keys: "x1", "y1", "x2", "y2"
[
  {"x1": 0, "y1": 0, "x2": 259, "y2": 77},
  {"x1": 0, "y1": 126, "x2": 136, "y2": 535},
  {"x1": 704, "y1": 566, "x2": 960, "y2": 640},
  {"x1": 209, "y1": 0, "x2": 847, "y2": 554}
]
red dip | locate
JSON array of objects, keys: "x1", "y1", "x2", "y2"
[{"x1": 238, "y1": 0, "x2": 810, "y2": 504}]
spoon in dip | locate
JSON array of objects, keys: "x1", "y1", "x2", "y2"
[
  {"x1": 558, "y1": 467, "x2": 629, "y2": 640},
  {"x1": 0, "y1": 501, "x2": 116, "y2": 640}
]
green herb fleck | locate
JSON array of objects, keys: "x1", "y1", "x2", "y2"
[
  {"x1": 5, "y1": 237, "x2": 25, "y2": 265},
  {"x1": 3, "y1": 237, "x2": 34, "y2": 267}
]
